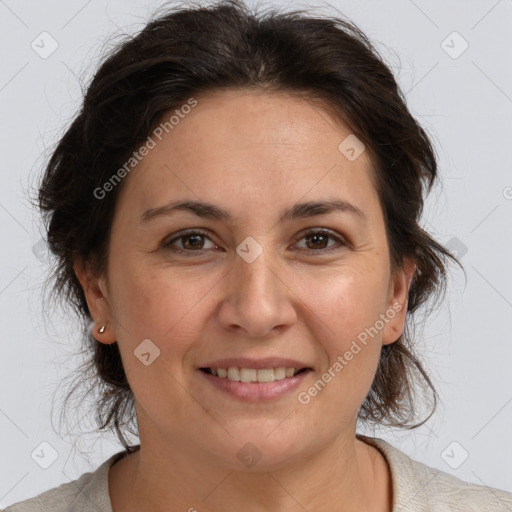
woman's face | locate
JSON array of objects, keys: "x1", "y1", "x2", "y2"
[{"x1": 78, "y1": 89, "x2": 413, "y2": 469}]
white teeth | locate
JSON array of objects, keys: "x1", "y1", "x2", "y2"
[
  {"x1": 240, "y1": 368, "x2": 257, "y2": 382},
  {"x1": 227, "y1": 367, "x2": 240, "y2": 381},
  {"x1": 274, "y1": 367, "x2": 286, "y2": 380},
  {"x1": 208, "y1": 367, "x2": 303, "y2": 383}
]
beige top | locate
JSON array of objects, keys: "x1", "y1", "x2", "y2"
[{"x1": 4, "y1": 436, "x2": 512, "y2": 511}]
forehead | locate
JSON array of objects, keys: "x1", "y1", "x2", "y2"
[
  {"x1": 169, "y1": 89, "x2": 364, "y2": 159},
  {"x1": 115, "y1": 89, "x2": 379, "y2": 223}
]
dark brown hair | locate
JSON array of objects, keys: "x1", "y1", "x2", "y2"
[{"x1": 37, "y1": 0, "x2": 459, "y2": 451}]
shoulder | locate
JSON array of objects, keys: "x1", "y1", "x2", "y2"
[
  {"x1": 2, "y1": 450, "x2": 128, "y2": 512},
  {"x1": 360, "y1": 435, "x2": 512, "y2": 512}
]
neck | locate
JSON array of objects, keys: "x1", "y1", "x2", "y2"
[{"x1": 109, "y1": 429, "x2": 391, "y2": 512}]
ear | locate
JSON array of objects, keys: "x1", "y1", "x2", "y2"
[
  {"x1": 381, "y1": 257, "x2": 416, "y2": 346},
  {"x1": 74, "y1": 260, "x2": 117, "y2": 345}
]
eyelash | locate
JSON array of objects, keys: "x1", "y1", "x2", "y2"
[{"x1": 162, "y1": 228, "x2": 347, "y2": 256}]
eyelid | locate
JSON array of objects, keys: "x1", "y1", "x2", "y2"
[
  {"x1": 163, "y1": 227, "x2": 348, "y2": 255},
  {"x1": 163, "y1": 228, "x2": 216, "y2": 249},
  {"x1": 293, "y1": 227, "x2": 347, "y2": 252}
]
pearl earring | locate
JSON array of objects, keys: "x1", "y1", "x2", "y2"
[{"x1": 98, "y1": 325, "x2": 106, "y2": 334}]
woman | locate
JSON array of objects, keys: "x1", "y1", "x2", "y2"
[{"x1": 5, "y1": 1, "x2": 512, "y2": 511}]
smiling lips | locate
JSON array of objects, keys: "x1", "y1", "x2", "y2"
[
  {"x1": 199, "y1": 364, "x2": 313, "y2": 402},
  {"x1": 198, "y1": 357, "x2": 312, "y2": 384},
  {"x1": 202, "y1": 367, "x2": 307, "y2": 383},
  {"x1": 198, "y1": 357, "x2": 313, "y2": 400}
]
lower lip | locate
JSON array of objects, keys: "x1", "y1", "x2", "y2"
[{"x1": 198, "y1": 369, "x2": 312, "y2": 402}]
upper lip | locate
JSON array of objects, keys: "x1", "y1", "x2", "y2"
[{"x1": 198, "y1": 357, "x2": 313, "y2": 370}]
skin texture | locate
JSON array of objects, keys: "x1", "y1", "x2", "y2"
[{"x1": 75, "y1": 89, "x2": 415, "y2": 512}]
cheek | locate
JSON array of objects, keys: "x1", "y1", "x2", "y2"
[
  {"x1": 108, "y1": 258, "x2": 218, "y2": 350},
  {"x1": 308, "y1": 262, "x2": 389, "y2": 336},
  {"x1": 302, "y1": 264, "x2": 388, "y2": 393},
  {"x1": 106, "y1": 262, "x2": 212, "y2": 410}
]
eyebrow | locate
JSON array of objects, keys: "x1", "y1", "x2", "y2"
[{"x1": 140, "y1": 198, "x2": 367, "y2": 224}]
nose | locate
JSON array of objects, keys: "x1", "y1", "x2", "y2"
[{"x1": 217, "y1": 248, "x2": 297, "y2": 338}]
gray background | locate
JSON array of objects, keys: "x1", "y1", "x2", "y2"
[{"x1": 1, "y1": 0, "x2": 511, "y2": 507}]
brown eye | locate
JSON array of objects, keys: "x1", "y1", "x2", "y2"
[
  {"x1": 181, "y1": 234, "x2": 206, "y2": 250},
  {"x1": 295, "y1": 229, "x2": 346, "y2": 254},
  {"x1": 304, "y1": 232, "x2": 330, "y2": 250},
  {"x1": 163, "y1": 230, "x2": 217, "y2": 254}
]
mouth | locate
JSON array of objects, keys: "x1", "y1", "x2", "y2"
[
  {"x1": 199, "y1": 367, "x2": 310, "y2": 383},
  {"x1": 198, "y1": 365, "x2": 313, "y2": 402}
]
